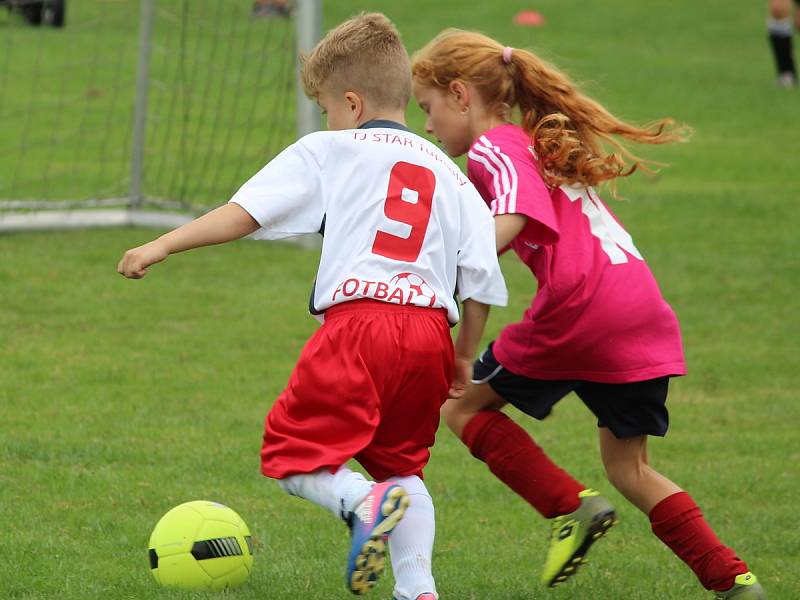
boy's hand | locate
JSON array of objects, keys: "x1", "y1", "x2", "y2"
[
  {"x1": 116, "y1": 203, "x2": 259, "y2": 279},
  {"x1": 117, "y1": 240, "x2": 169, "y2": 279},
  {"x1": 448, "y1": 355, "x2": 473, "y2": 399}
]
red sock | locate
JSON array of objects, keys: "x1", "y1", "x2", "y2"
[
  {"x1": 461, "y1": 410, "x2": 584, "y2": 518},
  {"x1": 649, "y1": 491, "x2": 748, "y2": 591}
]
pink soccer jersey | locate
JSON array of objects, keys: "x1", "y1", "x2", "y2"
[{"x1": 467, "y1": 124, "x2": 686, "y2": 383}]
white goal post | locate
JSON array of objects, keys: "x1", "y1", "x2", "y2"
[{"x1": 0, "y1": 0, "x2": 322, "y2": 233}]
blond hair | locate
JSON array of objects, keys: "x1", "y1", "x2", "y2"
[
  {"x1": 301, "y1": 12, "x2": 411, "y2": 111},
  {"x1": 412, "y1": 30, "x2": 690, "y2": 189}
]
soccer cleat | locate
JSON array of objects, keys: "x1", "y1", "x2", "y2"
[
  {"x1": 392, "y1": 595, "x2": 436, "y2": 600},
  {"x1": 540, "y1": 488, "x2": 616, "y2": 588},
  {"x1": 713, "y1": 572, "x2": 766, "y2": 599},
  {"x1": 345, "y1": 482, "x2": 410, "y2": 595}
]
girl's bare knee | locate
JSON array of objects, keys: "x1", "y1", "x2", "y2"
[
  {"x1": 603, "y1": 457, "x2": 646, "y2": 493},
  {"x1": 440, "y1": 398, "x2": 471, "y2": 435},
  {"x1": 603, "y1": 462, "x2": 625, "y2": 491}
]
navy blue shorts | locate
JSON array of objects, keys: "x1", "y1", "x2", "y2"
[{"x1": 472, "y1": 343, "x2": 670, "y2": 439}]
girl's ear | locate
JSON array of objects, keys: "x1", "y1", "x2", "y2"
[{"x1": 448, "y1": 80, "x2": 470, "y2": 112}]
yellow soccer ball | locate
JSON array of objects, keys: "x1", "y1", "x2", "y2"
[{"x1": 148, "y1": 500, "x2": 254, "y2": 590}]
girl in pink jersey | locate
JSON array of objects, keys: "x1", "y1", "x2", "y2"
[{"x1": 412, "y1": 30, "x2": 764, "y2": 600}]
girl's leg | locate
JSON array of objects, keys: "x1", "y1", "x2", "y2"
[
  {"x1": 599, "y1": 429, "x2": 751, "y2": 592},
  {"x1": 440, "y1": 379, "x2": 506, "y2": 436},
  {"x1": 386, "y1": 475, "x2": 437, "y2": 600},
  {"x1": 446, "y1": 380, "x2": 615, "y2": 587},
  {"x1": 597, "y1": 428, "x2": 680, "y2": 513},
  {"x1": 442, "y1": 382, "x2": 584, "y2": 518}
]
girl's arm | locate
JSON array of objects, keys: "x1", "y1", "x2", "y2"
[
  {"x1": 117, "y1": 203, "x2": 259, "y2": 279},
  {"x1": 494, "y1": 213, "x2": 528, "y2": 251},
  {"x1": 450, "y1": 298, "x2": 491, "y2": 398}
]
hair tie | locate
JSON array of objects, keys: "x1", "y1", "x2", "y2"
[{"x1": 502, "y1": 46, "x2": 514, "y2": 64}]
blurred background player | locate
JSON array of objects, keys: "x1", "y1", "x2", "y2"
[
  {"x1": 118, "y1": 13, "x2": 507, "y2": 600},
  {"x1": 412, "y1": 30, "x2": 765, "y2": 600},
  {"x1": 251, "y1": 0, "x2": 291, "y2": 19},
  {"x1": 768, "y1": 0, "x2": 800, "y2": 86}
]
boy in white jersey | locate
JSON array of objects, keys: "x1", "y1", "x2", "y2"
[{"x1": 117, "y1": 13, "x2": 507, "y2": 599}]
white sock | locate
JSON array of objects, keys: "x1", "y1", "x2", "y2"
[
  {"x1": 386, "y1": 475, "x2": 437, "y2": 600},
  {"x1": 277, "y1": 467, "x2": 373, "y2": 520},
  {"x1": 332, "y1": 467, "x2": 374, "y2": 516}
]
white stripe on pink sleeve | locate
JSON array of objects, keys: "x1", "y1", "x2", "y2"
[
  {"x1": 467, "y1": 149, "x2": 504, "y2": 214},
  {"x1": 478, "y1": 135, "x2": 518, "y2": 214},
  {"x1": 471, "y1": 144, "x2": 510, "y2": 214}
]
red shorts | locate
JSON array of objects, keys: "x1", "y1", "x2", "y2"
[{"x1": 261, "y1": 300, "x2": 454, "y2": 481}]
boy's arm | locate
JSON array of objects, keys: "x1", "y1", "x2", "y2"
[
  {"x1": 117, "y1": 203, "x2": 259, "y2": 279},
  {"x1": 449, "y1": 298, "x2": 491, "y2": 398}
]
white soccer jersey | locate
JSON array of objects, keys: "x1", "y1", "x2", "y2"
[{"x1": 229, "y1": 121, "x2": 507, "y2": 323}]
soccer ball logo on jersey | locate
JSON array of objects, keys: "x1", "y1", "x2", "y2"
[
  {"x1": 390, "y1": 272, "x2": 437, "y2": 307},
  {"x1": 331, "y1": 272, "x2": 437, "y2": 308}
]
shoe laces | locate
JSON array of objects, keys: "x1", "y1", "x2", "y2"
[{"x1": 340, "y1": 499, "x2": 354, "y2": 530}]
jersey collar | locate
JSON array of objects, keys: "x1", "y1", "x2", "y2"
[{"x1": 357, "y1": 119, "x2": 410, "y2": 132}]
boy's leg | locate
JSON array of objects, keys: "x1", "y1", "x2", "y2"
[
  {"x1": 266, "y1": 305, "x2": 452, "y2": 595},
  {"x1": 598, "y1": 429, "x2": 756, "y2": 594},
  {"x1": 277, "y1": 467, "x2": 410, "y2": 595},
  {"x1": 385, "y1": 475, "x2": 437, "y2": 600},
  {"x1": 277, "y1": 466, "x2": 373, "y2": 520},
  {"x1": 342, "y1": 305, "x2": 451, "y2": 596},
  {"x1": 346, "y1": 482, "x2": 410, "y2": 596}
]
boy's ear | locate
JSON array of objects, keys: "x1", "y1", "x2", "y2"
[
  {"x1": 448, "y1": 80, "x2": 470, "y2": 111},
  {"x1": 344, "y1": 91, "x2": 364, "y2": 120}
]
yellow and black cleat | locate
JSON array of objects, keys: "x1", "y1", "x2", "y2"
[{"x1": 540, "y1": 489, "x2": 617, "y2": 588}]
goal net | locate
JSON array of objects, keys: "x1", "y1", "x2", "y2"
[{"x1": 0, "y1": 0, "x2": 311, "y2": 231}]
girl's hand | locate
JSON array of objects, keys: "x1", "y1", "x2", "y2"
[{"x1": 117, "y1": 240, "x2": 169, "y2": 279}]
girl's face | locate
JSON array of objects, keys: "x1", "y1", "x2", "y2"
[{"x1": 413, "y1": 81, "x2": 473, "y2": 157}]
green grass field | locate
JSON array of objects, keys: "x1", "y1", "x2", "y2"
[{"x1": 2, "y1": 1, "x2": 799, "y2": 598}]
